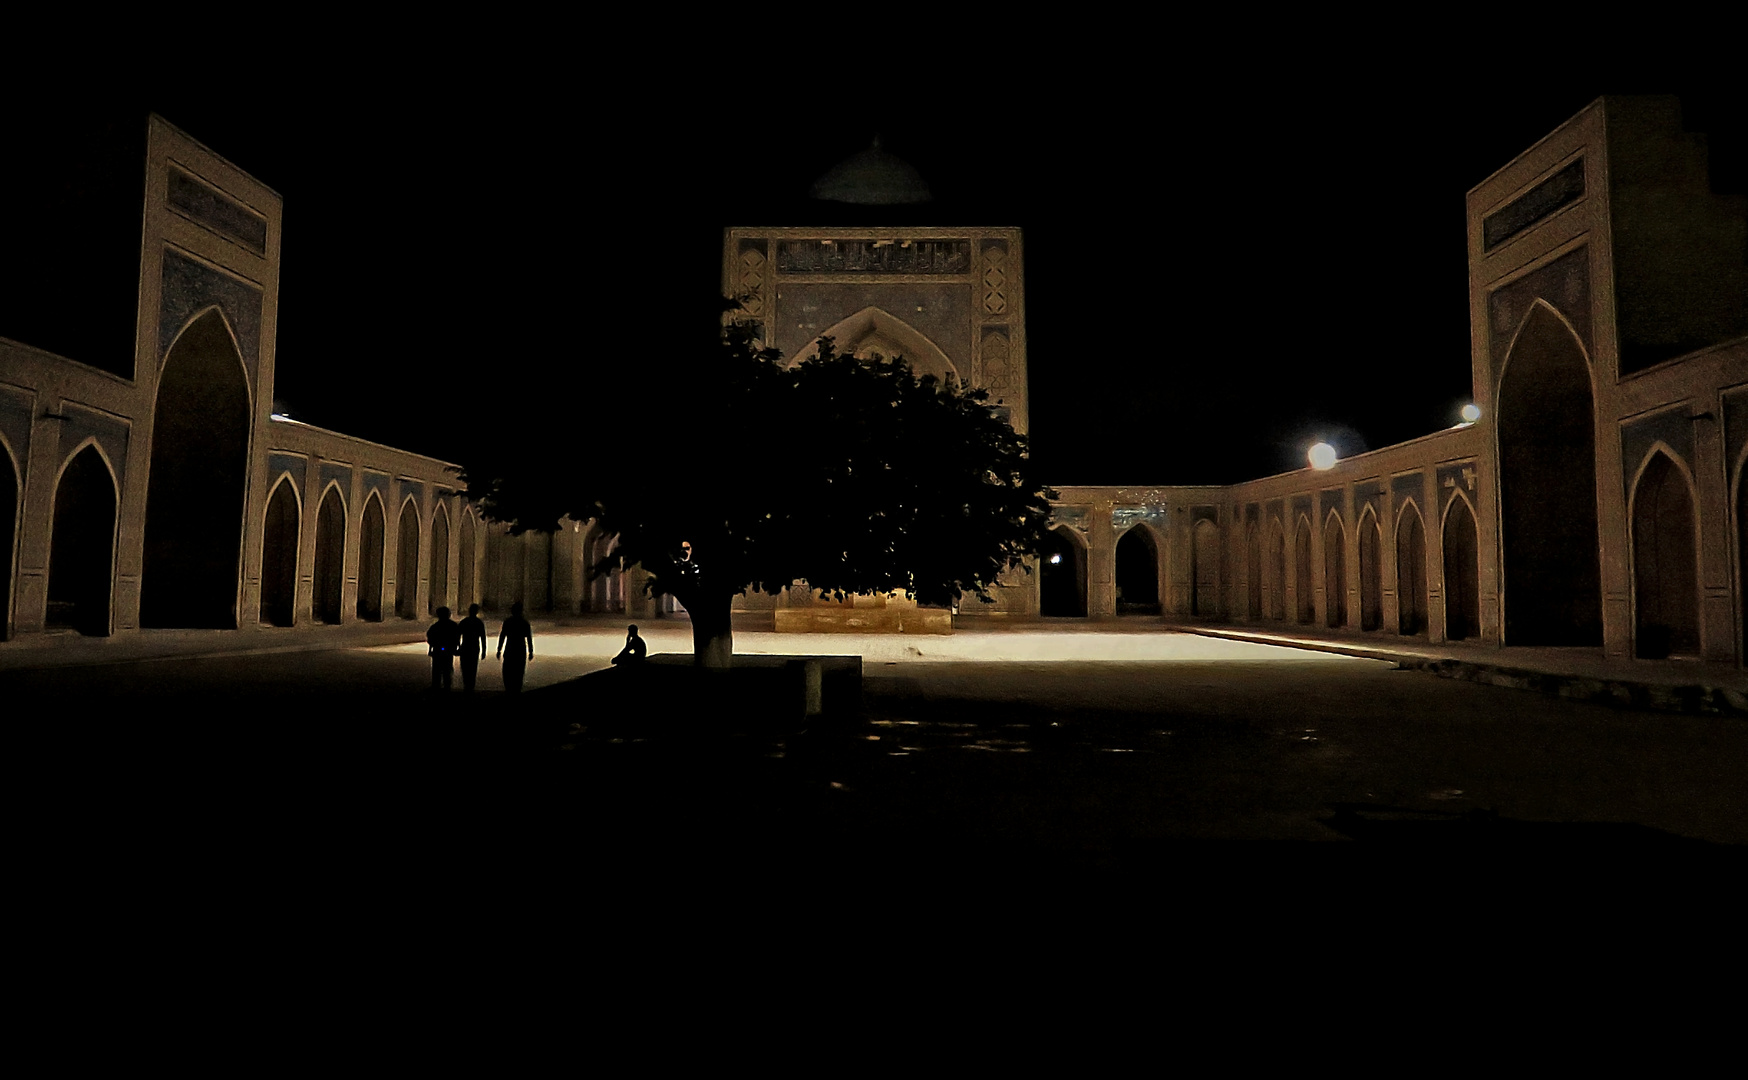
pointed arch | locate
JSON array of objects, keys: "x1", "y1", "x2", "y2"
[
  {"x1": 1040, "y1": 524, "x2": 1088, "y2": 617},
  {"x1": 260, "y1": 474, "x2": 300, "y2": 626},
  {"x1": 1266, "y1": 516, "x2": 1287, "y2": 621},
  {"x1": 1358, "y1": 504, "x2": 1383, "y2": 632},
  {"x1": 142, "y1": 306, "x2": 251, "y2": 629},
  {"x1": 396, "y1": 496, "x2": 421, "y2": 619},
  {"x1": 459, "y1": 506, "x2": 478, "y2": 612},
  {"x1": 428, "y1": 502, "x2": 451, "y2": 615},
  {"x1": 1442, "y1": 491, "x2": 1480, "y2": 641},
  {"x1": 787, "y1": 306, "x2": 960, "y2": 386},
  {"x1": 1736, "y1": 444, "x2": 1748, "y2": 665},
  {"x1": 1395, "y1": 499, "x2": 1428, "y2": 635},
  {"x1": 1246, "y1": 520, "x2": 1263, "y2": 619},
  {"x1": 358, "y1": 491, "x2": 385, "y2": 621},
  {"x1": 1497, "y1": 297, "x2": 1601, "y2": 645},
  {"x1": 1192, "y1": 518, "x2": 1220, "y2": 616},
  {"x1": 1115, "y1": 522, "x2": 1162, "y2": 615},
  {"x1": 0, "y1": 432, "x2": 18, "y2": 641},
  {"x1": 46, "y1": 441, "x2": 117, "y2": 636},
  {"x1": 314, "y1": 482, "x2": 347, "y2": 624},
  {"x1": 1630, "y1": 447, "x2": 1700, "y2": 658},
  {"x1": 1294, "y1": 515, "x2": 1315, "y2": 625},
  {"x1": 1323, "y1": 508, "x2": 1347, "y2": 629}
]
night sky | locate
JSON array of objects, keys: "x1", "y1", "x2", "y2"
[{"x1": 4, "y1": 74, "x2": 1740, "y2": 488}]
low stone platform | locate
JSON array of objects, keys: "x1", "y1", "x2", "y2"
[{"x1": 774, "y1": 606, "x2": 951, "y2": 635}]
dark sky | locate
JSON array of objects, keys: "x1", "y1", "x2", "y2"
[{"x1": 4, "y1": 73, "x2": 1740, "y2": 486}]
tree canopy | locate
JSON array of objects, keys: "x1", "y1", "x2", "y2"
[{"x1": 465, "y1": 306, "x2": 1056, "y2": 664}]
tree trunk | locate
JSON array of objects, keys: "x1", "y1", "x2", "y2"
[{"x1": 685, "y1": 588, "x2": 734, "y2": 668}]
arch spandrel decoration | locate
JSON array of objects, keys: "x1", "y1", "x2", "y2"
[{"x1": 788, "y1": 307, "x2": 960, "y2": 387}]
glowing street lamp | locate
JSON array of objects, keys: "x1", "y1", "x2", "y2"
[
  {"x1": 1308, "y1": 442, "x2": 1337, "y2": 471},
  {"x1": 1461, "y1": 403, "x2": 1482, "y2": 423}
]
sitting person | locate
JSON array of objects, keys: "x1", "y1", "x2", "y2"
[{"x1": 611, "y1": 624, "x2": 647, "y2": 666}]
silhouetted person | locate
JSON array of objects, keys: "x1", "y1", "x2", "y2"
[
  {"x1": 459, "y1": 603, "x2": 487, "y2": 691},
  {"x1": 498, "y1": 600, "x2": 533, "y2": 694},
  {"x1": 427, "y1": 606, "x2": 462, "y2": 691},
  {"x1": 612, "y1": 624, "x2": 647, "y2": 666}
]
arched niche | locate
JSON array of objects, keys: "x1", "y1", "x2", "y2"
[
  {"x1": 1294, "y1": 517, "x2": 1314, "y2": 625},
  {"x1": 260, "y1": 475, "x2": 299, "y2": 627},
  {"x1": 1267, "y1": 518, "x2": 1287, "y2": 621},
  {"x1": 429, "y1": 503, "x2": 450, "y2": 615},
  {"x1": 1040, "y1": 524, "x2": 1087, "y2": 618},
  {"x1": 396, "y1": 498, "x2": 420, "y2": 619},
  {"x1": 1396, "y1": 501, "x2": 1428, "y2": 636},
  {"x1": 141, "y1": 307, "x2": 251, "y2": 629},
  {"x1": 1443, "y1": 494, "x2": 1481, "y2": 641},
  {"x1": 1324, "y1": 510, "x2": 1347, "y2": 629},
  {"x1": 358, "y1": 493, "x2": 385, "y2": 622},
  {"x1": 0, "y1": 437, "x2": 17, "y2": 641},
  {"x1": 1246, "y1": 522, "x2": 1263, "y2": 619},
  {"x1": 1192, "y1": 518, "x2": 1220, "y2": 616},
  {"x1": 1738, "y1": 451, "x2": 1747, "y2": 665},
  {"x1": 47, "y1": 443, "x2": 116, "y2": 636},
  {"x1": 1498, "y1": 300, "x2": 1601, "y2": 645},
  {"x1": 1631, "y1": 449, "x2": 1700, "y2": 658},
  {"x1": 314, "y1": 484, "x2": 346, "y2": 625},
  {"x1": 1358, "y1": 505, "x2": 1383, "y2": 632},
  {"x1": 459, "y1": 507, "x2": 477, "y2": 612},
  {"x1": 788, "y1": 307, "x2": 960, "y2": 386},
  {"x1": 1115, "y1": 524, "x2": 1161, "y2": 615}
]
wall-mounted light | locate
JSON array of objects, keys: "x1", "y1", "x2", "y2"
[{"x1": 1461, "y1": 403, "x2": 1482, "y2": 423}]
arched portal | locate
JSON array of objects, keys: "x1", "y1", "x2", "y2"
[
  {"x1": 1, "y1": 442, "x2": 16, "y2": 641},
  {"x1": 1247, "y1": 523, "x2": 1263, "y2": 619},
  {"x1": 1444, "y1": 496, "x2": 1481, "y2": 641},
  {"x1": 429, "y1": 504, "x2": 450, "y2": 615},
  {"x1": 1738, "y1": 459, "x2": 1747, "y2": 663},
  {"x1": 397, "y1": 500, "x2": 420, "y2": 619},
  {"x1": 1632, "y1": 452, "x2": 1699, "y2": 658},
  {"x1": 1498, "y1": 301, "x2": 1601, "y2": 644},
  {"x1": 459, "y1": 509, "x2": 477, "y2": 611},
  {"x1": 1039, "y1": 525, "x2": 1087, "y2": 617},
  {"x1": 358, "y1": 493, "x2": 384, "y2": 621},
  {"x1": 1324, "y1": 512, "x2": 1347, "y2": 629},
  {"x1": 314, "y1": 486, "x2": 345, "y2": 624},
  {"x1": 260, "y1": 476, "x2": 299, "y2": 627},
  {"x1": 1294, "y1": 518, "x2": 1314, "y2": 624},
  {"x1": 1397, "y1": 503, "x2": 1428, "y2": 635},
  {"x1": 1115, "y1": 525, "x2": 1160, "y2": 615},
  {"x1": 1192, "y1": 519, "x2": 1219, "y2": 616},
  {"x1": 141, "y1": 308, "x2": 251, "y2": 629},
  {"x1": 47, "y1": 445, "x2": 115, "y2": 635},
  {"x1": 1359, "y1": 507, "x2": 1383, "y2": 632},
  {"x1": 1268, "y1": 519, "x2": 1287, "y2": 621}
]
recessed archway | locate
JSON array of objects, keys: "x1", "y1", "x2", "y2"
[
  {"x1": 1396, "y1": 501, "x2": 1428, "y2": 636},
  {"x1": 1631, "y1": 450, "x2": 1700, "y2": 658},
  {"x1": 358, "y1": 493, "x2": 385, "y2": 622},
  {"x1": 1358, "y1": 506, "x2": 1383, "y2": 632},
  {"x1": 1192, "y1": 519, "x2": 1219, "y2": 616},
  {"x1": 1247, "y1": 522, "x2": 1263, "y2": 619},
  {"x1": 1294, "y1": 517, "x2": 1314, "y2": 625},
  {"x1": 429, "y1": 503, "x2": 450, "y2": 615},
  {"x1": 141, "y1": 307, "x2": 251, "y2": 629},
  {"x1": 1738, "y1": 454, "x2": 1747, "y2": 665},
  {"x1": 0, "y1": 439, "x2": 17, "y2": 641},
  {"x1": 1115, "y1": 525, "x2": 1161, "y2": 615},
  {"x1": 1498, "y1": 300, "x2": 1601, "y2": 645},
  {"x1": 788, "y1": 307, "x2": 960, "y2": 386},
  {"x1": 1324, "y1": 511, "x2": 1347, "y2": 629},
  {"x1": 1268, "y1": 518, "x2": 1287, "y2": 621},
  {"x1": 1040, "y1": 525, "x2": 1087, "y2": 617},
  {"x1": 1443, "y1": 494, "x2": 1481, "y2": 641},
  {"x1": 47, "y1": 444, "x2": 116, "y2": 636},
  {"x1": 259, "y1": 476, "x2": 299, "y2": 627},
  {"x1": 396, "y1": 498, "x2": 420, "y2": 619},
  {"x1": 459, "y1": 508, "x2": 477, "y2": 612},
  {"x1": 313, "y1": 485, "x2": 345, "y2": 625}
]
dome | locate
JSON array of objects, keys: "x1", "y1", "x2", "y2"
[{"x1": 809, "y1": 138, "x2": 933, "y2": 205}]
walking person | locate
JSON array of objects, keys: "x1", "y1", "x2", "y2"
[
  {"x1": 458, "y1": 603, "x2": 487, "y2": 692},
  {"x1": 426, "y1": 606, "x2": 462, "y2": 691},
  {"x1": 497, "y1": 600, "x2": 534, "y2": 694}
]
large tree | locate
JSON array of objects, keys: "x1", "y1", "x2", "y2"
[{"x1": 466, "y1": 309, "x2": 1055, "y2": 666}]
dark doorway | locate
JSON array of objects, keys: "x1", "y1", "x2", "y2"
[
  {"x1": 1499, "y1": 302, "x2": 1601, "y2": 644},
  {"x1": 1324, "y1": 514, "x2": 1347, "y2": 629},
  {"x1": 1632, "y1": 453, "x2": 1700, "y2": 658},
  {"x1": 1, "y1": 445, "x2": 16, "y2": 641},
  {"x1": 1739, "y1": 464, "x2": 1747, "y2": 664},
  {"x1": 1397, "y1": 504, "x2": 1428, "y2": 636},
  {"x1": 1444, "y1": 497, "x2": 1481, "y2": 641},
  {"x1": 1269, "y1": 521, "x2": 1287, "y2": 621},
  {"x1": 1359, "y1": 510, "x2": 1383, "y2": 631},
  {"x1": 358, "y1": 494, "x2": 385, "y2": 621},
  {"x1": 314, "y1": 486, "x2": 345, "y2": 624},
  {"x1": 1040, "y1": 526, "x2": 1087, "y2": 617},
  {"x1": 1294, "y1": 519, "x2": 1314, "y2": 624},
  {"x1": 46, "y1": 445, "x2": 115, "y2": 635},
  {"x1": 260, "y1": 477, "x2": 298, "y2": 627},
  {"x1": 1247, "y1": 524, "x2": 1263, "y2": 619},
  {"x1": 141, "y1": 309, "x2": 251, "y2": 629},
  {"x1": 1192, "y1": 519, "x2": 1219, "y2": 616},
  {"x1": 396, "y1": 500, "x2": 420, "y2": 619},
  {"x1": 459, "y1": 510, "x2": 477, "y2": 611},
  {"x1": 429, "y1": 505, "x2": 450, "y2": 615},
  {"x1": 1115, "y1": 526, "x2": 1160, "y2": 615}
]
